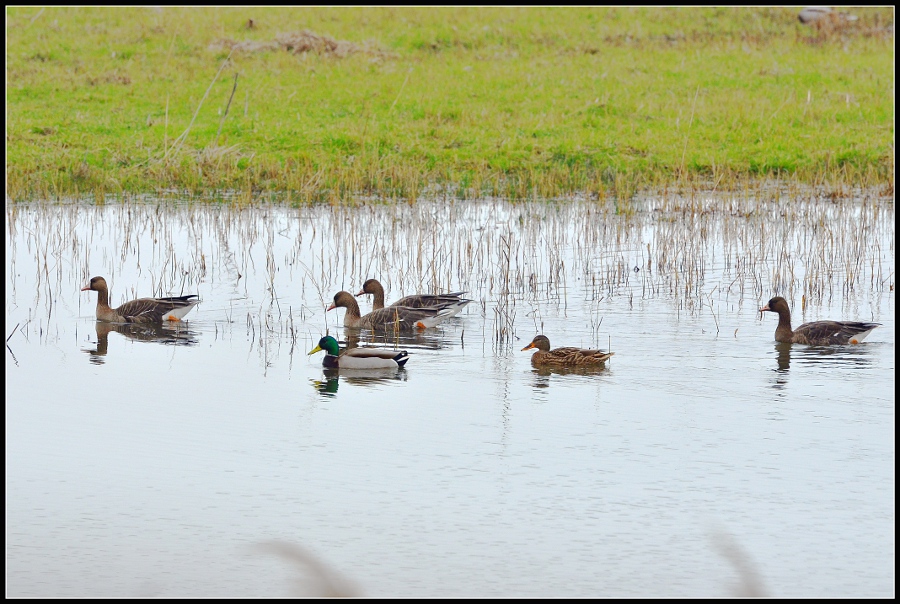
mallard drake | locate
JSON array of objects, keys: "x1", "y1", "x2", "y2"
[
  {"x1": 327, "y1": 291, "x2": 452, "y2": 330},
  {"x1": 308, "y1": 335, "x2": 409, "y2": 369},
  {"x1": 521, "y1": 334, "x2": 614, "y2": 367},
  {"x1": 760, "y1": 296, "x2": 880, "y2": 345},
  {"x1": 356, "y1": 278, "x2": 471, "y2": 317},
  {"x1": 81, "y1": 276, "x2": 199, "y2": 323}
]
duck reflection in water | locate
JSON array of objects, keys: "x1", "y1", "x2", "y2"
[
  {"x1": 529, "y1": 363, "x2": 612, "y2": 389},
  {"x1": 83, "y1": 321, "x2": 200, "y2": 365},
  {"x1": 312, "y1": 367, "x2": 408, "y2": 396}
]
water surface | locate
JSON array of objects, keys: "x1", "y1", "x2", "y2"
[{"x1": 5, "y1": 194, "x2": 894, "y2": 597}]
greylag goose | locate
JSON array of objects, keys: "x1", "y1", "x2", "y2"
[
  {"x1": 81, "y1": 276, "x2": 199, "y2": 323},
  {"x1": 760, "y1": 296, "x2": 880, "y2": 345},
  {"x1": 356, "y1": 278, "x2": 471, "y2": 317},
  {"x1": 327, "y1": 291, "x2": 452, "y2": 330},
  {"x1": 521, "y1": 334, "x2": 614, "y2": 367},
  {"x1": 308, "y1": 335, "x2": 409, "y2": 369}
]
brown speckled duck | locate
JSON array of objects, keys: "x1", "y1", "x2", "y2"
[
  {"x1": 356, "y1": 278, "x2": 471, "y2": 317},
  {"x1": 521, "y1": 334, "x2": 614, "y2": 367},
  {"x1": 760, "y1": 296, "x2": 880, "y2": 345},
  {"x1": 327, "y1": 291, "x2": 453, "y2": 331},
  {"x1": 81, "y1": 276, "x2": 199, "y2": 324}
]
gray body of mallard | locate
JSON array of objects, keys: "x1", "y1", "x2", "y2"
[{"x1": 308, "y1": 335, "x2": 409, "y2": 369}]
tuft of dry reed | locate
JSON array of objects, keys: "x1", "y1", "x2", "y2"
[{"x1": 6, "y1": 186, "x2": 892, "y2": 354}]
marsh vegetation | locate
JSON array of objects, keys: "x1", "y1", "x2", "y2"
[{"x1": 7, "y1": 188, "x2": 893, "y2": 351}]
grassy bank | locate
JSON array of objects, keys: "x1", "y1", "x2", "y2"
[{"x1": 6, "y1": 6, "x2": 895, "y2": 202}]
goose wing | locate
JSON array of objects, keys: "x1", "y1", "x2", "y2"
[
  {"x1": 116, "y1": 295, "x2": 199, "y2": 323},
  {"x1": 795, "y1": 320, "x2": 881, "y2": 345},
  {"x1": 393, "y1": 293, "x2": 468, "y2": 307},
  {"x1": 393, "y1": 294, "x2": 472, "y2": 317},
  {"x1": 361, "y1": 306, "x2": 447, "y2": 330}
]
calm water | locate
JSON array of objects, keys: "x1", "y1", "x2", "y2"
[{"x1": 5, "y1": 194, "x2": 894, "y2": 597}]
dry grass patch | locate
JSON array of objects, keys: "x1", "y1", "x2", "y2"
[{"x1": 208, "y1": 29, "x2": 394, "y2": 59}]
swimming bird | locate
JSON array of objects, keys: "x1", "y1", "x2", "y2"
[
  {"x1": 81, "y1": 276, "x2": 199, "y2": 323},
  {"x1": 356, "y1": 278, "x2": 471, "y2": 317},
  {"x1": 759, "y1": 296, "x2": 880, "y2": 345},
  {"x1": 327, "y1": 291, "x2": 453, "y2": 330},
  {"x1": 308, "y1": 335, "x2": 409, "y2": 369},
  {"x1": 520, "y1": 334, "x2": 614, "y2": 367}
]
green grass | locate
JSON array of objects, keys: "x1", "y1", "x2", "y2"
[{"x1": 6, "y1": 6, "x2": 895, "y2": 201}]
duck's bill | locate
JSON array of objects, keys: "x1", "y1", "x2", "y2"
[
  {"x1": 308, "y1": 345, "x2": 323, "y2": 355},
  {"x1": 521, "y1": 343, "x2": 535, "y2": 351}
]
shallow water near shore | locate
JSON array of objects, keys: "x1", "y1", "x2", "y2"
[{"x1": 5, "y1": 193, "x2": 894, "y2": 597}]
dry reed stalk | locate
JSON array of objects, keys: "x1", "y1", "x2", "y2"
[{"x1": 5, "y1": 190, "x2": 892, "y2": 350}]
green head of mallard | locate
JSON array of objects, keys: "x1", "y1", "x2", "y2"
[{"x1": 308, "y1": 335, "x2": 341, "y2": 356}]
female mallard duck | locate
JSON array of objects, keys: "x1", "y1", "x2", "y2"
[
  {"x1": 521, "y1": 334, "x2": 614, "y2": 367},
  {"x1": 760, "y1": 296, "x2": 880, "y2": 345},
  {"x1": 308, "y1": 335, "x2": 409, "y2": 369},
  {"x1": 356, "y1": 278, "x2": 471, "y2": 317},
  {"x1": 81, "y1": 276, "x2": 199, "y2": 324},
  {"x1": 327, "y1": 291, "x2": 452, "y2": 331}
]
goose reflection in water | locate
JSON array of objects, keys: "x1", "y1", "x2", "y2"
[
  {"x1": 775, "y1": 342, "x2": 793, "y2": 372},
  {"x1": 771, "y1": 341, "x2": 877, "y2": 372},
  {"x1": 83, "y1": 321, "x2": 200, "y2": 365},
  {"x1": 770, "y1": 340, "x2": 877, "y2": 390},
  {"x1": 343, "y1": 327, "x2": 451, "y2": 352},
  {"x1": 312, "y1": 366, "x2": 408, "y2": 396}
]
